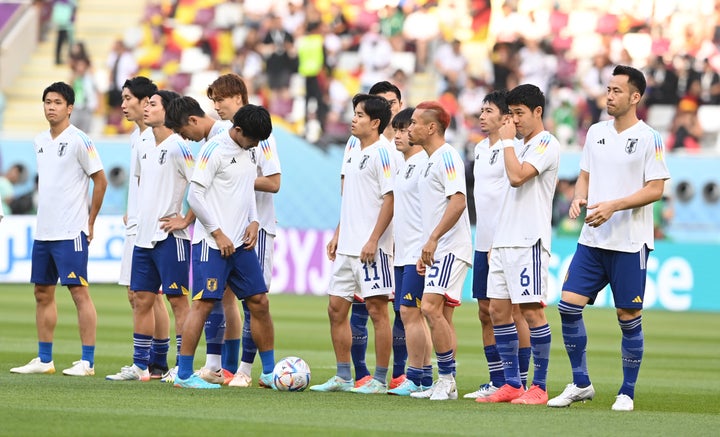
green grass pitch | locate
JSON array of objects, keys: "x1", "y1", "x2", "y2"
[{"x1": 1, "y1": 283, "x2": 719, "y2": 436}]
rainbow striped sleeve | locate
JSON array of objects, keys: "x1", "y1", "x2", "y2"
[
  {"x1": 260, "y1": 139, "x2": 273, "y2": 161},
  {"x1": 178, "y1": 141, "x2": 194, "y2": 168},
  {"x1": 197, "y1": 141, "x2": 220, "y2": 170},
  {"x1": 652, "y1": 129, "x2": 665, "y2": 161},
  {"x1": 78, "y1": 131, "x2": 98, "y2": 160},
  {"x1": 378, "y1": 147, "x2": 392, "y2": 178},
  {"x1": 534, "y1": 134, "x2": 550, "y2": 154},
  {"x1": 442, "y1": 151, "x2": 457, "y2": 181}
]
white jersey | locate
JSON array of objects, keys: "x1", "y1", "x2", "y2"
[
  {"x1": 209, "y1": 119, "x2": 232, "y2": 139},
  {"x1": 249, "y1": 134, "x2": 281, "y2": 236},
  {"x1": 394, "y1": 150, "x2": 428, "y2": 266},
  {"x1": 341, "y1": 134, "x2": 403, "y2": 177},
  {"x1": 135, "y1": 132, "x2": 194, "y2": 248},
  {"x1": 418, "y1": 143, "x2": 472, "y2": 263},
  {"x1": 493, "y1": 131, "x2": 560, "y2": 251},
  {"x1": 125, "y1": 126, "x2": 154, "y2": 236},
  {"x1": 191, "y1": 131, "x2": 258, "y2": 249},
  {"x1": 579, "y1": 120, "x2": 670, "y2": 252},
  {"x1": 34, "y1": 124, "x2": 104, "y2": 240},
  {"x1": 337, "y1": 138, "x2": 395, "y2": 256},
  {"x1": 473, "y1": 138, "x2": 517, "y2": 251}
]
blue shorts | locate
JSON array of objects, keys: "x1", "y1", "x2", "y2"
[
  {"x1": 130, "y1": 236, "x2": 190, "y2": 296},
  {"x1": 471, "y1": 251, "x2": 489, "y2": 300},
  {"x1": 31, "y1": 234, "x2": 89, "y2": 286},
  {"x1": 562, "y1": 243, "x2": 650, "y2": 309},
  {"x1": 394, "y1": 265, "x2": 424, "y2": 310},
  {"x1": 192, "y1": 241, "x2": 266, "y2": 301}
]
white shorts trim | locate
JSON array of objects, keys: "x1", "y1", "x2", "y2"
[
  {"x1": 256, "y1": 229, "x2": 275, "y2": 289},
  {"x1": 423, "y1": 253, "x2": 470, "y2": 307},
  {"x1": 328, "y1": 250, "x2": 393, "y2": 301},
  {"x1": 118, "y1": 234, "x2": 136, "y2": 286},
  {"x1": 488, "y1": 243, "x2": 549, "y2": 304}
]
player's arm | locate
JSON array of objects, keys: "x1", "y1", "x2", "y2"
[
  {"x1": 327, "y1": 176, "x2": 344, "y2": 261},
  {"x1": 420, "y1": 192, "x2": 465, "y2": 267},
  {"x1": 498, "y1": 119, "x2": 538, "y2": 187},
  {"x1": 243, "y1": 195, "x2": 259, "y2": 249},
  {"x1": 254, "y1": 173, "x2": 281, "y2": 193},
  {"x1": 160, "y1": 209, "x2": 195, "y2": 232},
  {"x1": 585, "y1": 179, "x2": 665, "y2": 228},
  {"x1": 87, "y1": 169, "x2": 108, "y2": 243},
  {"x1": 188, "y1": 181, "x2": 234, "y2": 257},
  {"x1": 569, "y1": 170, "x2": 589, "y2": 219},
  {"x1": 360, "y1": 192, "x2": 394, "y2": 264}
]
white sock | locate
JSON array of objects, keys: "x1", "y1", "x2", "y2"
[
  {"x1": 205, "y1": 354, "x2": 221, "y2": 371},
  {"x1": 238, "y1": 361, "x2": 253, "y2": 376}
]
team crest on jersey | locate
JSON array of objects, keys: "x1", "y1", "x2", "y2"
[
  {"x1": 206, "y1": 278, "x2": 218, "y2": 292},
  {"x1": 249, "y1": 148, "x2": 257, "y2": 164},
  {"x1": 625, "y1": 139, "x2": 638, "y2": 154},
  {"x1": 359, "y1": 155, "x2": 370, "y2": 169},
  {"x1": 57, "y1": 143, "x2": 68, "y2": 157},
  {"x1": 404, "y1": 164, "x2": 416, "y2": 179},
  {"x1": 489, "y1": 149, "x2": 500, "y2": 165},
  {"x1": 158, "y1": 149, "x2": 167, "y2": 164},
  {"x1": 424, "y1": 162, "x2": 433, "y2": 177}
]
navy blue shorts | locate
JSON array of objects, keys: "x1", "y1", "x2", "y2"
[
  {"x1": 471, "y1": 250, "x2": 489, "y2": 300},
  {"x1": 562, "y1": 243, "x2": 650, "y2": 309},
  {"x1": 192, "y1": 241, "x2": 266, "y2": 301},
  {"x1": 130, "y1": 236, "x2": 190, "y2": 295},
  {"x1": 31, "y1": 233, "x2": 89, "y2": 286},
  {"x1": 394, "y1": 265, "x2": 424, "y2": 310}
]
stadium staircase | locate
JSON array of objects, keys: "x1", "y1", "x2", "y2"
[{"x1": 3, "y1": 0, "x2": 145, "y2": 136}]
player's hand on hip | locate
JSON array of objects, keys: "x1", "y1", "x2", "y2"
[
  {"x1": 585, "y1": 201, "x2": 616, "y2": 227},
  {"x1": 569, "y1": 198, "x2": 587, "y2": 219},
  {"x1": 326, "y1": 236, "x2": 338, "y2": 262},
  {"x1": 360, "y1": 240, "x2": 378, "y2": 264},
  {"x1": 243, "y1": 221, "x2": 259, "y2": 249},
  {"x1": 159, "y1": 215, "x2": 187, "y2": 232}
]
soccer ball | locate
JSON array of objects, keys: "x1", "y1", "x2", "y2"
[{"x1": 272, "y1": 356, "x2": 311, "y2": 391}]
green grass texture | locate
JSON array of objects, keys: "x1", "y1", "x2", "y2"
[{"x1": 1, "y1": 283, "x2": 719, "y2": 436}]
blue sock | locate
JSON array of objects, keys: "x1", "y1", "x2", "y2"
[
  {"x1": 177, "y1": 354, "x2": 194, "y2": 380},
  {"x1": 223, "y1": 339, "x2": 241, "y2": 373},
  {"x1": 175, "y1": 335, "x2": 182, "y2": 366},
  {"x1": 258, "y1": 350, "x2": 275, "y2": 374},
  {"x1": 518, "y1": 347, "x2": 531, "y2": 389},
  {"x1": 484, "y1": 344, "x2": 504, "y2": 387},
  {"x1": 241, "y1": 303, "x2": 257, "y2": 364},
  {"x1": 132, "y1": 333, "x2": 152, "y2": 370},
  {"x1": 392, "y1": 311, "x2": 407, "y2": 378},
  {"x1": 204, "y1": 300, "x2": 225, "y2": 356},
  {"x1": 619, "y1": 315, "x2": 643, "y2": 399},
  {"x1": 151, "y1": 337, "x2": 170, "y2": 368},
  {"x1": 38, "y1": 341, "x2": 53, "y2": 363},
  {"x1": 406, "y1": 366, "x2": 422, "y2": 386},
  {"x1": 436, "y1": 349, "x2": 454, "y2": 376},
  {"x1": 81, "y1": 345, "x2": 95, "y2": 367},
  {"x1": 422, "y1": 365, "x2": 433, "y2": 387},
  {"x1": 374, "y1": 366, "x2": 388, "y2": 384},
  {"x1": 337, "y1": 362, "x2": 352, "y2": 381},
  {"x1": 494, "y1": 323, "x2": 521, "y2": 388},
  {"x1": 529, "y1": 324, "x2": 551, "y2": 390},
  {"x1": 350, "y1": 302, "x2": 370, "y2": 380},
  {"x1": 558, "y1": 300, "x2": 590, "y2": 387}
]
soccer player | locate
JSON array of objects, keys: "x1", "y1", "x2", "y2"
[
  {"x1": 386, "y1": 108, "x2": 434, "y2": 396},
  {"x1": 106, "y1": 90, "x2": 194, "y2": 382},
  {"x1": 11, "y1": 82, "x2": 107, "y2": 376},
  {"x1": 405, "y1": 101, "x2": 472, "y2": 401},
  {"x1": 174, "y1": 104, "x2": 275, "y2": 389},
  {"x1": 547, "y1": 65, "x2": 670, "y2": 412},
  {"x1": 477, "y1": 84, "x2": 559, "y2": 405},
  {"x1": 204, "y1": 73, "x2": 282, "y2": 387},
  {"x1": 344, "y1": 81, "x2": 407, "y2": 389},
  {"x1": 309, "y1": 94, "x2": 395, "y2": 394},
  {"x1": 464, "y1": 90, "x2": 532, "y2": 399},
  {"x1": 118, "y1": 76, "x2": 172, "y2": 379}
]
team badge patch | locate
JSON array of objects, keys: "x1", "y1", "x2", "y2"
[
  {"x1": 424, "y1": 162, "x2": 433, "y2": 177},
  {"x1": 206, "y1": 278, "x2": 218, "y2": 292},
  {"x1": 158, "y1": 149, "x2": 168, "y2": 164},
  {"x1": 405, "y1": 164, "x2": 415, "y2": 179},
  {"x1": 489, "y1": 149, "x2": 500, "y2": 165},
  {"x1": 250, "y1": 148, "x2": 257, "y2": 164},
  {"x1": 625, "y1": 139, "x2": 638, "y2": 154},
  {"x1": 57, "y1": 143, "x2": 68, "y2": 157},
  {"x1": 359, "y1": 155, "x2": 370, "y2": 169}
]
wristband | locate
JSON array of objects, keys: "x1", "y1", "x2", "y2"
[{"x1": 501, "y1": 139, "x2": 515, "y2": 149}]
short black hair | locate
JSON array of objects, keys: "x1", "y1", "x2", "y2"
[
  {"x1": 613, "y1": 64, "x2": 647, "y2": 96},
  {"x1": 506, "y1": 84, "x2": 545, "y2": 115},
  {"x1": 369, "y1": 81, "x2": 402, "y2": 102},
  {"x1": 391, "y1": 107, "x2": 415, "y2": 130},
  {"x1": 352, "y1": 94, "x2": 392, "y2": 134},
  {"x1": 42, "y1": 82, "x2": 74, "y2": 105},
  {"x1": 152, "y1": 90, "x2": 182, "y2": 111},
  {"x1": 482, "y1": 89, "x2": 510, "y2": 114},
  {"x1": 165, "y1": 96, "x2": 205, "y2": 131},
  {"x1": 232, "y1": 104, "x2": 272, "y2": 141},
  {"x1": 122, "y1": 76, "x2": 158, "y2": 101}
]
